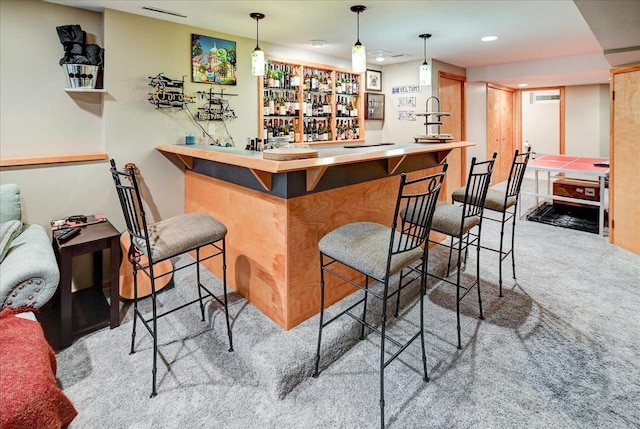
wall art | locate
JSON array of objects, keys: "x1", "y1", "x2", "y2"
[
  {"x1": 365, "y1": 69, "x2": 382, "y2": 91},
  {"x1": 191, "y1": 34, "x2": 237, "y2": 85}
]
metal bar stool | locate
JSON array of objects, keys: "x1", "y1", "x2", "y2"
[
  {"x1": 313, "y1": 167, "x2": 447, "y2": 429},
  {"x1": 418, "y1": 154, "x2": 496, "y2": 350},
  {"x1": 109, "y1": 160, "x2": 233, "y2": 397},
  {"x1": 451, "y1": 148, "x2": 531, "y2": 297}
]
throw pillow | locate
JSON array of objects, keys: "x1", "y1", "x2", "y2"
[{"x1": 0, "y1": 220, "x2": 22, "y2": 263}]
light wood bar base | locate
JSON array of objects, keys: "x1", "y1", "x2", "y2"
[{"x1": 160, "y1": 141, "x2": 473, "y2": 329}]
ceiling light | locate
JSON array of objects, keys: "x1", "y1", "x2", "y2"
[
  {"x1": 310, "y1": 40, "x2": 325, "y2": 48},
  {"x1": 375, "y1": 56, "x2": 385, "y2": 62},
  {"x1": 250, "y1": 12, "x2": 265, "y2": 76},
  {"x1": 481, "y1": 36, "x2": 498, "y2": 42},
  {"x1": 518, "y1": 83, "x2": 528, "y2": 87},
  {"x1": 419, "y1": 33, "x2": 432, "y2": 86},
  {"x1": 350, "y1": 5, "x2": 367, "y2": 73}
]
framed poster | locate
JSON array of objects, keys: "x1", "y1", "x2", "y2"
[
  {"x1": 365, "y1": 93, "x2": 385, "y2": 120},
  {"x1": 191, "y1": 34, "x2": 237, "y2": 85},
  {"x1": 365, "y1": 69, "x2": 382, "y2": 91}
]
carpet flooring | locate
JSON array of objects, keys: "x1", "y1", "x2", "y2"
[{"x1": 55, "y1": 182, "x2": 639, "y2": 428}]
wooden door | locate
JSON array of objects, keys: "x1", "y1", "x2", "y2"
[
  {"x1": 487, "y1": 84, "x2": 515, "y2": 183},
  {"x1": 610, "y1": 65, "x2": 640, "y2": 254},
  {"x1": 439, "y1": 72, "x2": 466, "y2": 200}
]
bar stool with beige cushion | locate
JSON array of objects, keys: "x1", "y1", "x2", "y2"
[
  {"x1": 423, "y1": 154, "x2": 496, "y2": 350},
  {"x1": 313, "y1": 167, "x2": 447, "y2": 429},
  {"x1": 109, "y1": 159, "x2": 233, "y2": 398},
  {"x1": 451, "y1": 148, "x2": 531, "y2": 297}
]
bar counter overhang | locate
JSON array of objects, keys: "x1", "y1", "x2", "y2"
[{"x1": 157, "y1": 141, "x2": 473, "y2": 329}]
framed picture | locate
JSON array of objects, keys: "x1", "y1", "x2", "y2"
[
  {"x1": 365, "y1": 69, "x2": 382, "y2": 91},
  {"x1": 365, "y1": 93, "x2": 385, "y2": 120},
  {"x1": 191, "y1": 34, "x2": 237, "y2": 85}
]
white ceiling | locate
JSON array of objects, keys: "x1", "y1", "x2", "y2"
[{"x1": 46, "y1": 0, "x2": 640, "y2": 88}]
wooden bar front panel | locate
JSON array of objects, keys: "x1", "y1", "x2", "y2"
[{"x1": 185, "y1": 168, "x2": 438, "y2": 329}]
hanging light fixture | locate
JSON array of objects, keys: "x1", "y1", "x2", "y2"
[
  {"x1": 350, "y1": 5, "x2": 367, "y2": 73},
  {"x1": 250, "y1": 12, "x2": 265, "y2": 76},
  {"x1": 419, "y1": 33, "x2": 432, "y2": 86}
]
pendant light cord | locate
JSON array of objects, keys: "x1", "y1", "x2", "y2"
[{"x1": 255, "y1": 17, "x2": 260, "y2": 49}]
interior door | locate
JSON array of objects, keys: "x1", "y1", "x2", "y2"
[
  {"x1": 439, "y1": 72, "x2": 466, "y2": 199},
  {"x1": 610, "y1": 65, "x2": 640, "y2": 254},
  {"x1": 486, "y1": 84, "x2": 514, "y2": 184}
]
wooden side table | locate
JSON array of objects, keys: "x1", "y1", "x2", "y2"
[{"x1": 47, "y1": 220, "x2": 121, "y2": 349}]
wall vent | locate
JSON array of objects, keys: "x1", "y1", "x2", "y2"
[{"x1": 141, "y1": 6, "x2": 187, "y2": 18}]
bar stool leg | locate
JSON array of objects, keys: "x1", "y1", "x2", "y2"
[
  {"x1": 151, "y1": 288, "x2": 158, "y2": 398},
  {"x1": 379, "y1": 287, "x2": 389, "y2": 429},
  {"x1": 419, "y1": 256, "x2": 429, "y2": 382},
  {"x1": 498, "y1": 210, "x2": 507, "y2": 297},
  {"x1": 313, "y1": 254, "x2": 326, "y2": 378},
  {"x1": 511, "y1": 204, "x2": 518, "y2": 281},
  {"x1": 456, "y1": 234, "x2": 463, "y2": 350},
  {"x1": 130, "y1": 265, "x2": 138, "y2": 355},
  {"x1": 360, "y1": 276, "x2": 370, "y2": 340},
  {"x1": 476, "y1": 222, "x2": 484, "y2": 320},
  {"x1": 221, "y1": 239, "x2": 234, "y2": 352},
  {"x1": 196, "y1": 248, "x2": 206, "y2": 321}
]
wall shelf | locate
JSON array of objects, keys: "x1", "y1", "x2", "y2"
[
  {"x1": 64, "y1": 88, "x2": 106, "y2": 93},
  {"x1": 0, "y1": 153, "x2": 108, "y2": 167}
]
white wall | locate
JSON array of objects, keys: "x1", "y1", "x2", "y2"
[
  {"x1": 565, "y1": 84, "x2": 610, "y2": 157},
  {"x1": 522, "y1": 90, "x2": 561, "y2": 156}
]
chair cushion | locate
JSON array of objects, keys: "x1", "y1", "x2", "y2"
[
  {"x1": 431, "y1": 201, "x2": 480, "y2": 237},
  {"x1": 318, "y1": 222, "x2": 424, "y2": 281},
  {"x1": 134, "y1": 213, "x2": 227, "y2": 262},
  {"x1": 484, "y1": 188, "x2": 517, "y2": 212},
  {"x1": 0, "y1": 220, "x2": 22, "y2": 263},
  {"x1": 451, "y1": 187, "x2": 516, "y2": 213}
]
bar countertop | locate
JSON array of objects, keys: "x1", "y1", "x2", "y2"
[{"x1": 157, "y1": 140, "x2": 473, "y2": 173}]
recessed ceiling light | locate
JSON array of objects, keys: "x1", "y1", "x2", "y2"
[
  {"x1": 481, "y1": 36, "x2": 498, "y2": 42},
  {"x1": 375, "y1": 56, "x2": 385, "y2": 62},
  {"x1": 310, "y1": 40, "x2": 325, "y2": 48},
  {"x1": 518, "y1": 83, "x2": 528, "y2": 87}
]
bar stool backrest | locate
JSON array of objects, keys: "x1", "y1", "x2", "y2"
[
  {"x1": 109, "y1": 159, "x2": 153, "y2": 262},
  {"x1": 390, "y1": 165, "x2": 448, "y2": 262},
  {"x1": 462, "y1": 153, "x2": 497, "y2": 219},
  {"x1": 505, "y1": 147, "x2": 532, "y2": 199}
]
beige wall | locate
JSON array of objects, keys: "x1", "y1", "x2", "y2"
[{"x1": 0, "y1": 1, "x2": 352, "y2": 234}]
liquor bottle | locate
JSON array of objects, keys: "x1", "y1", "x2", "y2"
[
  {"x1": 291, "y1": 66, "x2": 300, "y2": 88},
  {"x1": 263, "y1": 95, "x2": 269, "y2": 117},
  {"x1": 322, "y1": 120, "x2": 330, "y2": 141},
  {"x1": 336, "y1": 74, "x2": 343, "y2": 94},
  {"x1": 323, "y1": 95, "x2": 331, "y2": 117},
  {"x1": 303, "y1": 69, "x2": 310, "y2": 91},
  {"x1": 268, "y1": 93, "x2": 275, "y2": 115},
  {"x1": 312, "y1": 69, "x2": 319, "y2": 91},
  {"x1": 263, "y1": 119, "x2": 268, "y2": 141},
  {"x1": 293, "y1": 92, "x2": 300, "y2": 116},
  {"x1": 351, "y1": 97, "x2": 358, "y2": 117},
  {"x1": 279, "y1": 96, "x2": 287, "y2": 116},
  {"x1": 284, "y1": 65, "x2": 290, "y2": 89},
  {"x1": 268, "y1": 119, "x2": 274, "y2": 141},
  {"x1": 293, "y1": 118, "x2": 301, "y2": 142},
  {"x1": 305, "y1": 93, "x2": 312, "y2": 116}
]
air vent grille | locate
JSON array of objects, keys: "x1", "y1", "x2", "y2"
[{"x1": 141, "y1": 6, "x2": 187, "y2": 18}]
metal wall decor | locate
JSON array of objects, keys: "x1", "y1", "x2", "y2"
[
  {"x1": 147, "y1": 73, "x2": 195, "y2": 109},
  {"x1": 195, "y1": 87, "x2": 238, "y2": 121}
]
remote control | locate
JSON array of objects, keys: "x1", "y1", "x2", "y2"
[{"x1": 57, "y1": 227, "x2": 81, "y2": 243}]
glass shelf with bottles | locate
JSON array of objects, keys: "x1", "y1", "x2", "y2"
[{"x1": 258, "y1": 58, "x2": 364, "y2": 145}]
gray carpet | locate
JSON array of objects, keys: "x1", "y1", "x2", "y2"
[{"x1": 56, "y1": 182, "x2": 640, "y2": 428}]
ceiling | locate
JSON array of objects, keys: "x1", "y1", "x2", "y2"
[{"x1": 45, "y1": 0, "x2": 640, "y2": 88}]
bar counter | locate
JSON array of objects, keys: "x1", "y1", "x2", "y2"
[{"x1": 158, "y1": 140, "x2": 473, "y2": 329}]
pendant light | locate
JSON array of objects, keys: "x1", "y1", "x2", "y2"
[
  {"x1": 350, "y1": 5, "x2": 367, "y2": 73},
  {"x1": 250, "y1": 12, "x2": 265, "y2": 76},
  {"x1": 419, "y1": 33, "x2": 432, "y2": 86}
]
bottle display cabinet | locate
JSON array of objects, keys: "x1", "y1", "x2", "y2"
[{"x1": 259, "y1": 58, "x2": 364, "y2": 145}]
